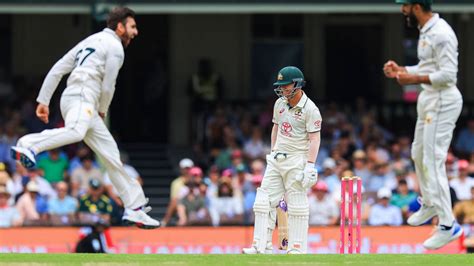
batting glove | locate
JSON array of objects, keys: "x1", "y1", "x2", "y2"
[{"x1": 301, "y1": 162, "x2": 318, "y2": 189}]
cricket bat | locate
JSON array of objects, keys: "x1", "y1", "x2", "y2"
[{"x1": 277, "y1": 198, "x2": 288, "y2": 250}]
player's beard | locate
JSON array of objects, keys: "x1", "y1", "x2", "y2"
[
  {"x1": 405, "y1": 8, "x2": 419, "y2": 28},
  {"x1": 120, "y1": 29, "x2": 132, "y2": 48}
]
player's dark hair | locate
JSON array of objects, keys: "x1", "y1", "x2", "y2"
[
  {"x1": 107, "y1": 7, "x2": 135, "y2": 30},
  {"x1": 417, "y1": 3, "x2": 432, "y2": 12}
]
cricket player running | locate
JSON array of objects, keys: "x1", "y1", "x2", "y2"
[
  {"x1": 384, "y1": 0, "x2": 463, "y2": 249},
  {"x1": 243, "y1": 66, "x2": 322, "y2": 254},
  {"x1": 10, "y1": 7, "x2": 160, "y2": 229}
]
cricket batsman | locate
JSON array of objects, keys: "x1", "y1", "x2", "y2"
[
  {"x1": 243, "y1": 66, "x2": 322, "y2": 254},
  {"x1": 383, "y1": 0, "x2": 463, "y2": 249},
  {"x1": 10, "y1": 7, "x2": 160, "y2": 229}
]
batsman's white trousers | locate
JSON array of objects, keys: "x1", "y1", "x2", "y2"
[
  {"x1": 411, "y1": 87, "x2": 462, "y2": 226},
  {"x1": 261, "y1": 152, "x2": 306, "y2": 208},
  {"x1": 253, "y1": 152, "x2": 309, "y2": 253},
  {"x1": 17, "y1": 93, "x2": 147, "y2": 209}
]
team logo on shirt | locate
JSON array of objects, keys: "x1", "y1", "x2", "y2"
[
  {"x1": 281, "y1": 122, "x2": 293, "y2": 137},
  {"x1": 293, "y1": 109, "x2": 303, "y2": 120},
  {"x1": 425, "y1": 116, "x2": 432, "y2": 124},
  {"x1": 314, "y1": 120, "x2": 321, "y2": 129}
]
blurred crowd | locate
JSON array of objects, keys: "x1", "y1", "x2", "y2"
[
  {"x1": 1, "y1": 67, "x2": 474, "y2": 233},
  {"x1": 0, "y1": 145, "x2": 143, "y2": 228},
  {"x1": 162, "y1": 99, "x2": 474, "y2": 229}
]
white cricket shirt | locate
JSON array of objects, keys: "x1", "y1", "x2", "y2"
[
  {"x1": 37, "y1": 28, "x2": 125, "y2": 114},
  {"x1": 272, "y1": 92, "x2": 322, "y2": 153},
  {"x1": 405, "y1": 14, "x2": 458, "y2": 92}
]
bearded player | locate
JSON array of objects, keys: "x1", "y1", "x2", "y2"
[
  {"x1": 384, "y1": 0, "x2": 463, "y2": 249},
  {"x1": 10, "y1": 7, "x2": 160, "y2": 229}
]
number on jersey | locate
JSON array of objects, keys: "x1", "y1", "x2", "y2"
[{"x1": 74, "y1": 48, "x2": 96, "y2": 67}]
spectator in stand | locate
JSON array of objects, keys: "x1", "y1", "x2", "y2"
[
  {"x1": 16, "y1": 181, "x2": 48, "y2": 225},
  {"x1": 162, "y1": 158, "x2": 193, "y2": 226},
  {"x1": 177, "y1": 182, "x2": 211, "y2": 226},
  {"x1": 0, "y1": 137, "x2": 16, "y2": 172},
  {"x1": 455, "y1": 119, "x2": 474, "y2": 157},
  {"x1": 188, "y1": 58, "x2": 223, "y2": 113},
  {"x1": 366, "y1": 161, "x2": 392, "y2": 193},
  {"x1": 445, "y1": 150, "x2": 459, "y2": 180},
  {"x1": 351, "y1": 150, "x2": 371, "y2": 182},
  {"x1": 450, "y1": 160, "x2": 474, "y2": 201},
  {"x1": 334, "y1": 130, "x2": 357, "y2": 161},
  {"x1": 320, "y1": 158, "x2": 339, "y2": 193},
  {"x1": 453, "y1": 186, "x2": 474, "y2": 224},
  {"x1": 204, "y1": 165, "x2": 220, "y2": 200},
  {"x1": 37, "y1": 149, "x2": 69, "y2": 185},
  {"x1": 0, "y1": 162, "x2": 15, "y2": 204},
  {"x1": 71, "y1": 154, "x2": 103, "y2": 197},
  {"x1": 1, "y1": 121, "x2": 19, "y2": 148},
  {"x1": 0, "y1": 186, "x2": 22, "y2": 227},
  {"x1": 308, "y1": 181, "x2": 339, "y2": 226},
  {"x1": 209, "y1": 181, "x2": 243, "y2": 226},
  {"x1": 368, "y1": 187, "x2": 403, "y2": 226},
  {"x1": 232, "y1": 163, "x2": 251, "y2": 200},
  {"x1": 78, "y1": 179, "x2": 112, "y2": 224},
  {"x1": 48, "y1": 181, "x2": 78, "y2": 225},
  {"x1": 390, "y1": 179, "x2": 418, "y2": 223},
  {"x1": 243, "y1": 126, "x2": 269, "y2": 161},
  {"x1": 384, "y1": 164, "x2": 417, "y2": 192},
  {"x1": 68, "y1": 145, "x2": 96, "y2": 174},
  {"x1": 389, "y1": 141, "x2": 412, "y2": 172},
  {"x1": 20, "y1": 164, "x2": 56, "y2": 200}
]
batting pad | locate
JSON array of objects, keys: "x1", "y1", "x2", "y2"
[
  {"x1": 287, "y1": 191, "x2": 309, "y2": 254},
  {"x1": 253, "y1": 188, "x2": 271, "y2": 253},
  {"x1": 269, "y1": 207, "x2": 277, "y2": 230}
]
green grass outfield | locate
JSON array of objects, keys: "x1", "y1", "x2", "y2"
[{"x1": 0, "y1": 254, "x2": 473, "y2": 266}]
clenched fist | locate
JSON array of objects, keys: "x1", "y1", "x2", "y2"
[{"x1": 36, "y1": 103, "x2": 50, "y2": 124}]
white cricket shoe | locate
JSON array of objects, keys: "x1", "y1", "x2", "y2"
[
  {"x1": 423, "y1": 223, "x2": 463, "y2": 250},
  {"x1": 10, "y1": 146, "x2": 36, "y2": 169},
  {"x1": 407, "y1": 204, "x2": 436, "y2": 226},
  {"x1": 242, "y1": 242, "x2": 273, "y2": 254},
  {"x1": 122, "y1": 209, "x2": 161, "y2": 229},
  {"x1": 287, "y1": 250, "x2": 303, "y2": 254}
]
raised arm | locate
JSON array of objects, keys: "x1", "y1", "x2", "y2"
[{"x1": 36, "y1": 45, "x2": 79, "y2": 106}]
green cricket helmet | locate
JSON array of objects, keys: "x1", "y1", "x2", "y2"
[
  {"x1": 273, "y1": 66, "x2": 306, "y2": 100},
  {"x1": 395, "y1": 0, "x2": 433, "y2": 5}
]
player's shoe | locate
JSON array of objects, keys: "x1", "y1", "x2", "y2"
[
  {"x1": 287, "y1": 249, "x2": 303, "y2": 254},
  {"x1": 122, "y1": 208, "x2": 160, "y2": 229},
  {"x1": 10, "y1": 146, "x2": 36, "y2": 169},
  {"x1": 242, "y1": 242, "x2": 273, "y2": 254},
  {"x1": 407, "y1": 204, "x2": 436, "y2": 226},
  {"x1": 423, "y1": 222, "x2": 463, "y2": 250}
]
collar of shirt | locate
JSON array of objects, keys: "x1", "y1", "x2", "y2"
[
  {"x1": 286, "y1": 91, "x2": 308, "y2": 109},
  {"x1": 103, "y1": 28, "x2": 122, "y2": 43},
  {"x1": 419, "y1": 13, "x2": 439, "y2": 34}
]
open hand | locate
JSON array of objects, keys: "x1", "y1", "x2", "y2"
[{"x1": 36, "y1": 103, "x2": 50, "y2": 124}]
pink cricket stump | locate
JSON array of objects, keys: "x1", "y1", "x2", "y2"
[
  {"x1": 356, "y1": 177, "x2": 362, "y2": 254},
  {"x1": 339, "y1": 177, "x2": 346, "y2": 254},
  {"x1": 348, "y1": 177, "x2": 354, "y2": 254}
]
